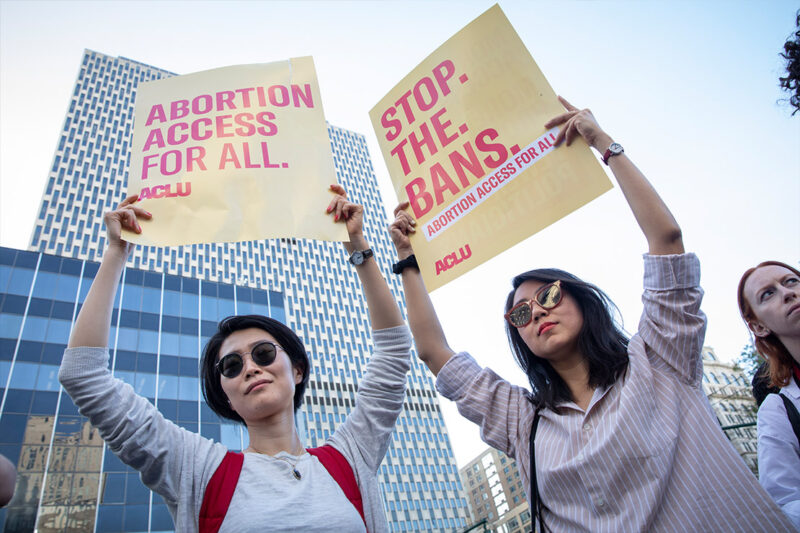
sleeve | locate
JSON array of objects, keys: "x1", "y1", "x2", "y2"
[
  {"x1": 758, "y1": 394, "x2": 800, "y2": 529},
  {"x1": 636, "y1": 253, "x2": 707, "y2": 385},
  {"x1": 328, "y1": 325, "x2": 412, "y2": 473},
  {"x1": 58, "y1": 346, "x2": 223, "y2": 507},
  {"x1": 436, "y1": 353, "x2": 532, "y2": 459}
]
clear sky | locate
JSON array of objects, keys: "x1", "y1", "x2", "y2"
[{"x1": 1, "y1": 0, "x2": 798, "y2": 467}]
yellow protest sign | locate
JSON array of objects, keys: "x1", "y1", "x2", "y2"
[
  {"x1": 370, "y1": 5, "x2": 612, "y2": 291},
  {"x1": 125, "y1": 57, "x2": 347, "y2": 246}
]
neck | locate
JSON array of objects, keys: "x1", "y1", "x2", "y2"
[
  {"x1": 550, "y1": 352, "x2": 593, "y2": 409},
  {"x1": 781, "y1": 335, "x2": 800, "y2": 367},
  {"x1": 244, "y1": 409, "x2": 304, "y2": 456}
]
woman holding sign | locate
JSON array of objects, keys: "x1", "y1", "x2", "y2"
[
  {"x1": 59, "y1": 185, "x2": 410, "y2": 533},
  {"x1": 738, "y1": 261, "x2": 800, "y2": 529},
  {"x1": 389, "y1": 97, "x2": 795, "y2": 531}
]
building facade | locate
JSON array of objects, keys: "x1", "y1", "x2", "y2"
[
  {"x1": 458, "y1": 448, "x2": 530, "y2": 533},
  {"x1": 701, "y1": 346, "x2": 759, "y2": 475},
  {"x1": 7, "y1": 49, "x2": 468, "y2": 532}
]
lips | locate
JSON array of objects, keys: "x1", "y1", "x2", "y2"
[
  {"x1": 245, "y1": 379, "x2": 272, "y2": 394},
  {"x1": 789, "y1": 303, "x2": 800, "y2": 317},
  {"x1": 538, "y1": 322, "x2": 557, "y2": 335}
]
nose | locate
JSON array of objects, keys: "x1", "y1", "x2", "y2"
[
  {"x1": 532, "y1": 303, "x2": 549, "y2": 322},
  {"x1": 783, "y1": 285, "x2": 798, "y2": 302},
  {"x1": 241, "y1": 353, "x2": 263, "y2": 378}
]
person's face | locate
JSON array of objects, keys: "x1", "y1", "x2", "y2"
[
  {"x1": 217, "y1": 328, "x2": 302, "y2": 423},
  {"x1": 511, "y1": 280, "x2": 584, "y2": 362},
  {"x1": 744, "y1": 265, "x2": 800, "y2": 341}
]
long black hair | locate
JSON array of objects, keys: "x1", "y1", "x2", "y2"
[
  {"x1": 200, "y1": 315, "x2": 310, "y2": 424},
  {"x1": 505, "y1": 268, "x2": 629, "y2": 413}
]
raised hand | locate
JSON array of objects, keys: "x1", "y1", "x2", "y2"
[
  {"x1": 326, "y1": 184, "x2": 365, "y2": 244},
  {"x1": 544, "y1": 96, "x2": 612, "y2": 151},
  {"x1": 103, "y1": 194, "x2": 151, "y2": 256},
  {"x1": 389, "y1": 202, "x2": 416, "y2": 260}
]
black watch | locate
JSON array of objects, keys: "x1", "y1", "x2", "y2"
[
  {"x1": 392, "y1": 254, "x2": 419, "y2": 274},
  {"x1": 348, "y1": 249, "x2": 374, "y2": 266}
]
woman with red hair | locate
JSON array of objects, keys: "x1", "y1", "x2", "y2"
[{"x1": 739, "y1": 260, "x2": 800, "y2": 529}]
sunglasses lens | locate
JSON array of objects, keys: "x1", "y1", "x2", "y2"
[
  {"x1": 218, "y1": 354, "x2": 243, "y2": 379},
  {"x1": 252, "y1": 342, "x2": 277, "y2": 366},
  {"x1": 537, "y1": 283, "x2": 561, "y2": 309},
  {"x1": 508, "y1": 303, "x2": 532, "y2": 328}
]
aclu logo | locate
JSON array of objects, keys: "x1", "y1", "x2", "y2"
[{"x1": 434, "y1": 244, "x2": 472, "y2": 275}]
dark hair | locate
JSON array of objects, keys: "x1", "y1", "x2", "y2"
[
  {"x1": 779, "y1": 11, "x2": 800, "y2": 114},
  {"x1": 752, "y1": 362, "x2": 780, "y2": 407},
  {"x1": 737, "y1": 260, "x2": 800, "y2": 389},
  {"x1": 201, "y1": 315, "x2": 310, "y2": 424},
  {"x1": 505, "y1": 269, "x2": 629, "y2": 413}
]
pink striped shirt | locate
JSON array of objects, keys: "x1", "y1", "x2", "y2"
[{"x1": 438, "y1": 254, "x2": 797, "y2": 532}]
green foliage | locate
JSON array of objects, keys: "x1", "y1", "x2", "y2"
[{"x1": 736, "y1": 341, "x2": 765, "y2": 380}]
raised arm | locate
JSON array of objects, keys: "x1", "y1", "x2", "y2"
[
  {"x1": 69, "y1": 195, "x2": 151, "y2": 348},
  {"x1": 388, "y1": 203, "x2": 455, "y2": 375},
  {"x1": 545, "y1": 96, "x2": 683, "y2": 256},
  {"x1": 327, "y1": 184, "x2": 403, "y2": 330}
]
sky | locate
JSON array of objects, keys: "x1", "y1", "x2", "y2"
[{"x1": 1, "y1": 0, "x2": 799, "y2": 468}]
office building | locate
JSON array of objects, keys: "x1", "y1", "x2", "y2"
[
  {"x1": 5, "y1": 49, "x2": 468, "y2": 532},
  {"x1": 701, "y1": 346, "x2": 759, "y2": 475},
  {"x1": 459, "y1": 448, "x2": 530, "y2": 533}
]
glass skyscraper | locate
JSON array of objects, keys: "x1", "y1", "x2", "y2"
[{"x1": 5, "y1": 49, "x2": 468, "y2": 532}]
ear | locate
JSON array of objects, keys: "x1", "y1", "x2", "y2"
[
  {"x1": 748, "y1": 320, "x2": 771, "y2": 338},
  {"x1": 293, "y1": 366, "x2": 303, "y2": 385}
]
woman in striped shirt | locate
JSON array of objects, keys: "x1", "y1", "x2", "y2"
[{"x1": 389, "y1": 97, "x2": 795, "y2": 532}]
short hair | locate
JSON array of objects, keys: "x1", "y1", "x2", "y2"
[
  {"x1": 504, "y1": 268, "x2": 629, "y2": 413},
  {"x1": 200, "y1": 315, "x2": 310, "y2": 424},
  {"x1": 737, "y1": 260, "x2": 800, "y2": 389}
]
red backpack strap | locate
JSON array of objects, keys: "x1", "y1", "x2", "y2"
[
  {"x1": 307, "y1": 445, "x2": 367, "y2": 531},
  {"x1": 199, "y1": 451, "x2": 244, "y2": 533}
]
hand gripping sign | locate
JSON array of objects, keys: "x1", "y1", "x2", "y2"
[
  {"x1": 125, "y1": 57, "x2": 347, "y2": 246},
  {"x1": 369, "y1": 5, "x2": 612, "y2": 291}
]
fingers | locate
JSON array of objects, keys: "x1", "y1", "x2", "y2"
[
  {"x1": 558, "y1": 95, "x2": 578, "y2": 111},
  {"x1": 391, "y1": 208, "x2": 417, "y2": 234},
  {"x1": 543, "y1": 110, "x2": 577, "y2": 129},
  {"x1": 393, "y1": 201, "x2": 410, "y2": 217},
  {"x1": 118, "y1": 194, "x2": 139, "y2": 208},
  {"x1": 326, "y1": 184, "x2": 349, "y2": 219}
]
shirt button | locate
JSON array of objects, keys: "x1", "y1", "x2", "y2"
[
  {"x1": 596, "y1": 497, "x2": 605, "y2": 508},
  {"x1": 583, "y1": 423, "x2": 591, "y2": 431},
  {"x1": 576, "y1": 453, "x2": 584, "y2": 461}
]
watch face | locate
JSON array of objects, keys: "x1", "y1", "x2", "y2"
[
  {"x1": 609, "y1": 142, "x2": 623, "y2": 155},
  {"x1": 350, "y1": 251, "x2": 364, "y2": 265}
]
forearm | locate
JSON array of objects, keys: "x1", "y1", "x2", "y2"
[
  {"x1": 68, "y1": 247, "x2": 128, "y2": 348},
  {"x1": 399, "y1": 261, "x2": 455, "y2": 375},
  {"x1": 345, "y1": 235, "x2": 403, "y2": 330},
  {"x1": 598, "y1": 132, "x2": 683, "y2": 255}
]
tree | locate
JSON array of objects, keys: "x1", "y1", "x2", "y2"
[{"x1": 735, "y1": 341, "x2": 765, "y2": 381}]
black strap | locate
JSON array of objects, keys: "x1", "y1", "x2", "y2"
[
  {"x1": 778, "y1": 394, "x2": 800, "y2": 446},
  {"x1": 529, "y1": 408, "x2": 547, "y2": 533}
]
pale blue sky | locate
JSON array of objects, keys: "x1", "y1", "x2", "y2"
[{"x1": 1, "y1": 0, "x2": 798, "y2": 466}]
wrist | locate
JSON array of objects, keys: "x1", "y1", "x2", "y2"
[
  {"x1": 344, "y1": 233, "x2": 367, "y2": 253},
  {"x1": 592, "y1": 133, "x2": 614, "y2": 153},
  {"x1": 396, "y1": 247, "x2": 414, "y2": 260}
]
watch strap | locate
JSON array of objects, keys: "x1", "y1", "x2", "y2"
[
  {"x1": 392, "y1": 254, "x2": 419, "y2": 275},
  {"x1": 602, "y1": 142, "x2": 624, "y2": 165}
]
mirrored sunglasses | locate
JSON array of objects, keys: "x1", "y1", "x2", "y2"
[
  {"x1": 216, "y1": 341, "x2": 280, "y2": 379},
  {"x1": 504, "y1": 280, "x2": 563, "y2": 328}
]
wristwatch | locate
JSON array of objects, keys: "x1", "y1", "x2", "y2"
[
  {"x1": 348, "y1": 248, "x2": 374, "y2": 266},
  {"x1": 392, "y1": 254, "x2": 419, "y2": 274},
  {"x1": 602, "y1": 142, "x2": 624, "y2": 165}
]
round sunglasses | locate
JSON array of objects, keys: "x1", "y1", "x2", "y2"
[
  {"x1": 216, "y1": 341, "x2": 282, "y2": 379},
  {"x1": 504, "y1": 280, "x2": 563, "y2": 328}
]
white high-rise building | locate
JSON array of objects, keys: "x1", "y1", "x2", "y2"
[{"x1": 23, "y1": 49, "x2": 468, "y2": 532}]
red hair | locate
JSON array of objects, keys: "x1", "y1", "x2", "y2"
[{"x1": 737, "y1": 260, "x2": 800, "y2": 388}]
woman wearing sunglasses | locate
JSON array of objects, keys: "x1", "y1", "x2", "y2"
[
  {"x1": 59, "y1": 185, "x2": 411, "y2": 532},
  {"x1": 738, "y1": 261, "x2": 800, "y2": 529},
  {"x1": 389, "y1": 97, "x2": 793, "y2": 531}
]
